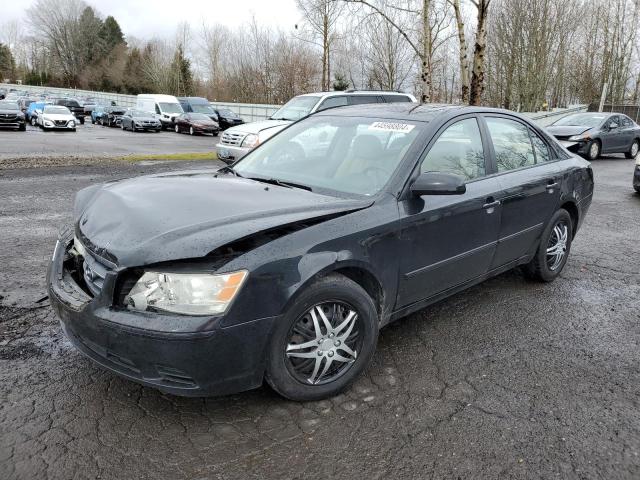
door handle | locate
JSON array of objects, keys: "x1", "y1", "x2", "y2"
[
  {"x1": 483, "y1": 199, "x2": 501, "y2": 209},
  {"x1": 546, "y1": 181, "x2": 559, "y2": 191}
]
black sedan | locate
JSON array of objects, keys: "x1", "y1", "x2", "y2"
[
  {"x1": 214, "y1": 107, "x2": 244, "y2": 130},
  {"x1": 100, "y1": 106, "x2": 127, "y2": 127},
  {"x1": 47, "y1": 104, "x2": 593, "y2": 401},
  {"x1": 174, "y1": 113, "x2": 219, "y2": 135},
  {"x1": 0, "y1": 101, "x2": 26, "y2": 131},
  {"x1": 547, "y1": 112, "x2": 640, "y2": 160},
  {"x1": 120, "y1": 109, "x2": 162, "y2": 132}
]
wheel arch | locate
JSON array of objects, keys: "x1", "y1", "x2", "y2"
[{"x1": 560, "y1": 200, "x2": 579, "y2": 237}]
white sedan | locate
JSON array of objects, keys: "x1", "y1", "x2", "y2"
[{"x1": 37, "y1": 105, "x2": 77, "y2": 131}]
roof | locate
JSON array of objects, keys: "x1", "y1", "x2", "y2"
[
  {"x1": 298, "y1": 90, "x2": 415, "y2": 99},
  {"x1": 313, "y1": 103, "x2": 537, "y2": 123}
]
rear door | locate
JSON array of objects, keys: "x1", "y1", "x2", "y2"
[
  {"x1": 619, "y1": 115, "x2": 636, "y2": 150},
  {"x1": 601, "y1": 115, "x2": 623, "y2": 152},
  {"x1": 397, "y1": 115, "x2": 502, "y2": 307},
  {"x1": 482, "y1": 115, "x2": 561, "y2": 269}
]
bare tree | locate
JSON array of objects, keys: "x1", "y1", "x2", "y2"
[
  {"x1": 447, "y1": 0, "x2": 469, "y2": 102},
  {"x1": 295, "y1": 0, "x2": 345, "y2": 90},
  {"x1": 468, "y1": 0, "x2": 490, "y2": 105}
]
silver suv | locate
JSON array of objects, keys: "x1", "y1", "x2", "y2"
[{"x1": 215, "y1": 90, "x2": 416, "y2": 163}]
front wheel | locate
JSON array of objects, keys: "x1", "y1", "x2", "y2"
[
  {"x1": 189, "y1": 126, "x2": 194, "y2": 135},
  {"x1": 586, "y1": 140, "x2": 600, "y2": 161},
  {"x1": 31, "y1": 117, "x2": 37, "y2": 126},
  {"x1": 174, "y1": 124, "x2": 180, "y2": 133},
  {"x1": 625, "y1": 139, "x2": 639, "y2": 159},
  {"x1": 265, "y1": 274, "x2": 379, "y2": 401},
  {"x1": 524, "y1": 209, "x2": 573, "y2": 282}
]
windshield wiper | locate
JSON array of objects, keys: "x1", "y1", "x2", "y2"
[
  {"x1": 218, "y1": 165, "x2": 244, "y2": 177},
  {"x1": 247, "y1": 176, "x2": 312, "y2": 191},
  {"x1": 270, "y1": 117, "x2": 295, "y2": 121}
]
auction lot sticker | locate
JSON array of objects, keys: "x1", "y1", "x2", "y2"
[{"x1": 369, "y1": 121, "x2": 415, "y2": 133}]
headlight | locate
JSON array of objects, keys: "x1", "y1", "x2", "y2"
[
  {"x1": 242, "y1": 133, "x2": 260, "y2": 148},
  {"x1": 124, "y1": 270, "x2": 248, "y2": 316},
  {"x1": 568, "y1": 134, "x2": 590, "y2": 141},
  {"x1": 69, "y1": 120, "x2": 75, "y2": 127}
]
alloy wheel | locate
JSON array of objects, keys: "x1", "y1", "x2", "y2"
[
  {"x1": 589, "y1": 142, "x2": 599, "y2": 160},
  {"x1": 285, "y1": 302, "x2": 361, "y2": 385},
  {"x1": 546, "y1": 221, "x2": 568, "y2": 271},
  {"x1": 175, "y1": 124, "x2": 179, "y2": 133},
  {"x1": 631, "y1": 141, "x2": 639, "y2": 157}
]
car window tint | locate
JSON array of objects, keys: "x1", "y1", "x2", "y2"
[
  {"x1": 349, "y1": 95, "x2": 381, "y2": 105},
  {"x1": 383, "y1": 95, "x2": 412, "y2": 103},
  {"x1": 621, "y1": 116, "x2": 632, "y2": 127},
  {"x1": 530, "y1": 129, "x2": 550, "y2": 162},
  {"x1": 317, "y1": 96, "x2": 348, "y2": 111},
  {"x1": 421, "y1": 118, "x2": 485, "y2": 180},
  {"x1": 486, "y1": 117, "x2": 535, "y2": 172}
]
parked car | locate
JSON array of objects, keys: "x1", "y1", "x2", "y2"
[
  {"x1": 174, "y1": 113, "x2": 219, "y2": 136},
  {"x1": 37, "y1": 105, "x2": 77, "y2": 131},
  {"x1": 120, "y1": 109, "x2": 162, "y2": 132},
  {"x1": 91, "y1": 105, "x2": 106, "y2": 124},
  {"x1": 100, "y1": 106, "x2": 127, "y2": 127},
  {"x1": 26, "y1": 101, "x2": 46, "y2": 125},
  {"x1": 48, "y1": 104, "x2": 593, "y2": 401},
  {"x1": 547, "y1": 112, "x2": 640, "y2": 160},
  {"x1": 52, "y1": 98, "x2": 86, "y2": 124},
  {"x1": 0, "y1": 101, "x2": 26, "y2": 131},
  {"x1": 178, "y1": 96, "x2": 219, "y2": 123},
  {"x1": 216, "y1": 90, "x2": 416, "y2": 163},
  {"x1": 17, "y1": 97, "x2": 36, "y2": 113},
  {"x1": 136, "y1": 94, "x2": 184, "y2": 129},
  {"x1": 83, "y1": 98, "x2": 112, "y2": 115},
  {"x1": 213, "y1": 107, "x2": 244, "y2": 131},
  {"x1": 634, "y1": 156, "x2": 640, "y2": 193}
]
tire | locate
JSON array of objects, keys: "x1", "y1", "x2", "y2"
[
  {"x1": 121, "y1": 122, "x2": 125, "y2": 130},
  {"x1": 175, "y1": 124, "x2": 180, "y2": 133},
  {"x1": 91, "y1": 118, "x2": 95, "y2": 125},
  {"x1": 524, "y1": 209, "x2": 573, "y2": 282},
  {"x1": 31, "y1": 117, "x2": 37, "y2": 126},
  {"x1": 79, "y1": 117, "x2": 84, "y2": 125},
  {"x1": 72, "y1": 128, "x2": 76, "y2": 132},
  {"x1": 265, "y1": 274, "x2": 379, "y2": 401},
  {"x1": 586, "y1": 140, "x2": 600, "y2": 161},
  {"x1": 625, "y1": 139, "x2": 639, "y2": 159},
  {"x1": 189, "y1": 126, "x2": 194, "y2": 135},
  {"x1": 18, "y1": 124, "x2": 26, "y2": 131}
]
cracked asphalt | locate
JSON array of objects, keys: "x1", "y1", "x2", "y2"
[{"x1": 1, "y1": 157, "x2": 639, "y2": 480}]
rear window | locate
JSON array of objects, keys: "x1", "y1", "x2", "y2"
[{"x1": 349, "y1": 95, "x2": 381, "y2": 105}]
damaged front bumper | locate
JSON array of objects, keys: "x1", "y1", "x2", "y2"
[{"x1": 47, "y1": 228, "x2": 274, "y2": 397}]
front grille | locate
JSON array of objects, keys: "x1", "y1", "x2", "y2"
[
  {"x1": 221, "y1": 131, "x2": 247, "y2": 146},
  {"x1": 0, "y1": 115, "x2": 18, "y2": 123},
  {"x1": 554, "y1": 135, "x2": 571, "y2": 141},
  {"x1": 55, "y1": 120, "x2": 67, "y2": 126},
  {"x1": 82, "y1": 251, "x2": 111, "y2": 296}
]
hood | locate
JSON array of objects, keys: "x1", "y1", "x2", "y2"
[
  {"x1": 75, "y1": 170, "x2": 371, "y2": 267},
  {"x1": 43, "y1": 113, "x2": 75, "y2": 120},
  {"x1": 546, "y1": 125, "x2": 592, "y2": 137},
  {"x1": 226, "y1": 119, "x2": 291, "y2": 135},
  {"x1": 132, "y1": 115, "x2": 159, "y2": 122},
  {"x1": 192, "y1": 118, "x2": 216, "y2": 126}
]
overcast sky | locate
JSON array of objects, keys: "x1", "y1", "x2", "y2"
[{"x1": 3, "y1": 0, "x2": 302, "y2": 39}]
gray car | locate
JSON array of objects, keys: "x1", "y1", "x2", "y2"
[
  {"x1": 547, "y1": 112, "x2": 640, "y2": 160},
  {"x1": 120, "y1": 109, "x2": 162, "y2": 132}
]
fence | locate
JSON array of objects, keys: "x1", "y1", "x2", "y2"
[
  {"x1": 587, "y1": 103, "x2": 640, "y2": 123},
  {"x1": 1, "y1": 82, "x2": 587, "y2": 125}
]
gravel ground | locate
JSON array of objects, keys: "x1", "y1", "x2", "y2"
[{"x1": 1, "y1": 156, "x2": 639, "y2": 480}]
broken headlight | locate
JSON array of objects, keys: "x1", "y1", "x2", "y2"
[{"x1": 124, "y1": 270, "x2": 248, "y2": 316}]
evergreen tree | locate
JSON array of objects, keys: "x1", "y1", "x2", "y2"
[
  {"x1": 100, "y1": 16, "x2": 125, "y2": 51},
  {"x1": 332, "y1": 73, "x2": 349, "y2": 91},
  {"x1": 170, "y1": 44, "x2": 194, "y2": 96},
  {"x1": 0, "y1": 43, "x2": 15, "y2": 81}
]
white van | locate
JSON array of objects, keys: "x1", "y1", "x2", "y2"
[{"x1": 136, "y1": 94, "x2": 184, "y2": 129}]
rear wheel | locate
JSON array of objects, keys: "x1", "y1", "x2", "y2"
[
  {"x1": 524, "y1": 209, "x2": 573, "y2": 282},
  {"x1": 265, "y1": 274, "x2": 379, "y2": 401},
  {"x1": 175, "y1": 124, "x2": 180, "y2": 133},
  {"x1": 189, "y1": 126, "x2": 194, "y2": 135},
  {"x1": 625, "y1": 139, "x2": 639, "y2": 159}
]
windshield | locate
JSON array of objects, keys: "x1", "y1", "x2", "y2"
[
  {"x1": 190, "y1": 113, "x2": 212, "y2": 121},
  {"x1": 44, "y1": 106, "x2": 70, "y2": 114},
  {"x1": 234, "y1": 116, "x2": 423, "y2": 196},
  {"x1": 219, "y1": 108, "x2": 237, "y2": 117},
  {"x1": 553, "y1": 113, "x2": 607, "y2": 128},
  {"x1": 0, "y1": 102, "x2": 19, "y2": 111},
  {"x1": 270, "y1": 96, "x2": 320, "y2": 121},
  {"x1": 191, "y1": 104, "x2": 215, "y2": 114},
  {"x1": 159, "y1": 102, "x2": 183, "y2": 114}
]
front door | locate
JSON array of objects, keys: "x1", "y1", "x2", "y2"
[
  {"x1": 397, "y1": 116, "x2": 502, "y2": 308},
  {"x1": 482, "y1": 115, "x2": 561, "y2": 268}
]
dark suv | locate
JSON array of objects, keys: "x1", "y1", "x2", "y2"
[
  {"x1": 100, "y1": 106, "x2": 127, "y2": 127},
  {"x1": 53, "y1": 98, "x2": 86, "y2": 124}
]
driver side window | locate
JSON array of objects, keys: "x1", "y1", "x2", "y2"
[{"x1": 421, "y1": 118, "x2": 486, "y2": 181}]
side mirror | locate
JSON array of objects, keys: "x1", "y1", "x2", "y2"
[{"x1": 410, "y1": 172, "x2": 466, "y2": 196}]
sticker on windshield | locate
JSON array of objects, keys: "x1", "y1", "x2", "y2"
[{"x1": 369, "y1": 121, "x2": 415, "y2": 133}]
